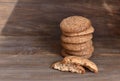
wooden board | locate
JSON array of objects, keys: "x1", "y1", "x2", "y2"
[
  {"x1": 0, "y1": 37, "x2": 120, "y2": 81},
  {"x1": 0, "y1": 0, "x2": 120, "y2": 36},
  {"x1": 0, "y1": 0, "x2": 120, "y2": 81}
]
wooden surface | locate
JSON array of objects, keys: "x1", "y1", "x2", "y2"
[
  {"x1": 0, "y1": 37, "x2": 120, "y2": 81},
  {"x1": 0, "y1": 0, "x2": 120, "y2": 81},
  {"x1": 0, "y1": 0, "x2": 120, "y2": 37}
]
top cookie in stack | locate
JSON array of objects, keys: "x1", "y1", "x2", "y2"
[{"x1": 60, "y1": 16, "x2": 94, "y2": 58}]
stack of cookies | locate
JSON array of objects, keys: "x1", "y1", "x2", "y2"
[{"x1": 60, "y1": 16, "x2": 94, "y2": 58}]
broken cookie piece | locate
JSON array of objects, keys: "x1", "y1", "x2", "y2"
[
  {"x1": 51, "y1": 61, "x2": 85, "y2": 74},
  {"x1": 62, "y1": 56, "x2": 98, "y2": 73}
]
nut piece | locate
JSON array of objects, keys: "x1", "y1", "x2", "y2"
[
  {"x1": 51, "y1": 61, "x2": 85, "y2": 74},
  {"x1": 62, "y1": 56, "x2": 98, "y2": 73}
]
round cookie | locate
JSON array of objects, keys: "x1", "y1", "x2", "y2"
[
  {"x1": 61, "y1": 34, "x2": 93, "y2": 44},
  {"x1": 60, "y1": 16, "x2": 91, "y2": 33},
  {"x1": 65, "y1": 46, "x2": 94, "y2": 56},
  {"x1": 61, "y1": 49, "x2": 92, "y2": 58},
  {"x1": 61, "y1": 40, "x2": 93, "y2": 51},
  {"x1": 62, "y1": 26, "x2": 94, "y2": 37}
]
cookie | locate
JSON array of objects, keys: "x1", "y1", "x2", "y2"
[
  {"x1": 61, "y1": 49, "x2": 93, "y2": 59},
  {"x1": 65, "y1": 46, "x2": 94, "y2": 56},
  {"x1": 62, "y1": 26, "x2": 94, "y2": 37},
  {"x1": 61, "y1": 34, "x2": 93, "y2": 43},
  {"x1": 61, "y1": 40, "x2": 92, "y2": 51},
  {"x1": 51, "y1": 61, "x2": 85, "y2": 74},
  {"x1": 60, "y1": 16, "x2": 91, "y2": 33},
  {"x1": 62, "y1": 56, "x2": 98, "y2": 73}
]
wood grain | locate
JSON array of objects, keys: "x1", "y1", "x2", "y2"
[
  {"x1": 0, "y1": 47, "x2": 119, "y2": 81},
  {"x1": 0, "y1": 36, "x2": 119, "y2": 81},
  {"x1": 0, "y1": 0, "x2": 120, "y2": 81},
  {"x1": 0, "y1": 0, "x2": 120, "y2": 36}
]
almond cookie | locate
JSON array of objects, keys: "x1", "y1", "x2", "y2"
[
  {"x1": 62, "y1": 56, "x2": 98, "y2": 73},
  {"x1": 60, "y1": 16, "x2": 91, "y2": 33},
  {"x1": 62, "y1": 26, "x2": 94, "y2": 37},
  {"x1": 61, "y1": 34, "x2": 93, "y2": 44},
  {"x1": 65, "y1": 46, "x2": 94, "y2": 56},
  {"x1": 61, "y1": 49, "x2": 92, "y2": 59},
  {"x1": 51, "y1": 61, "x2": 85, "y2": 74},
  {"x1": 61, "y1": 40, "x2": 92, "y2": 51}
]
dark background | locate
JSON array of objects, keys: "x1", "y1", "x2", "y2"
[
  {"x1": 0, "y1": 0, "x2": 120, "y2": 81},
  {"x1": 1, "y1": 0, "x2": 120, "y2": 37}
]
